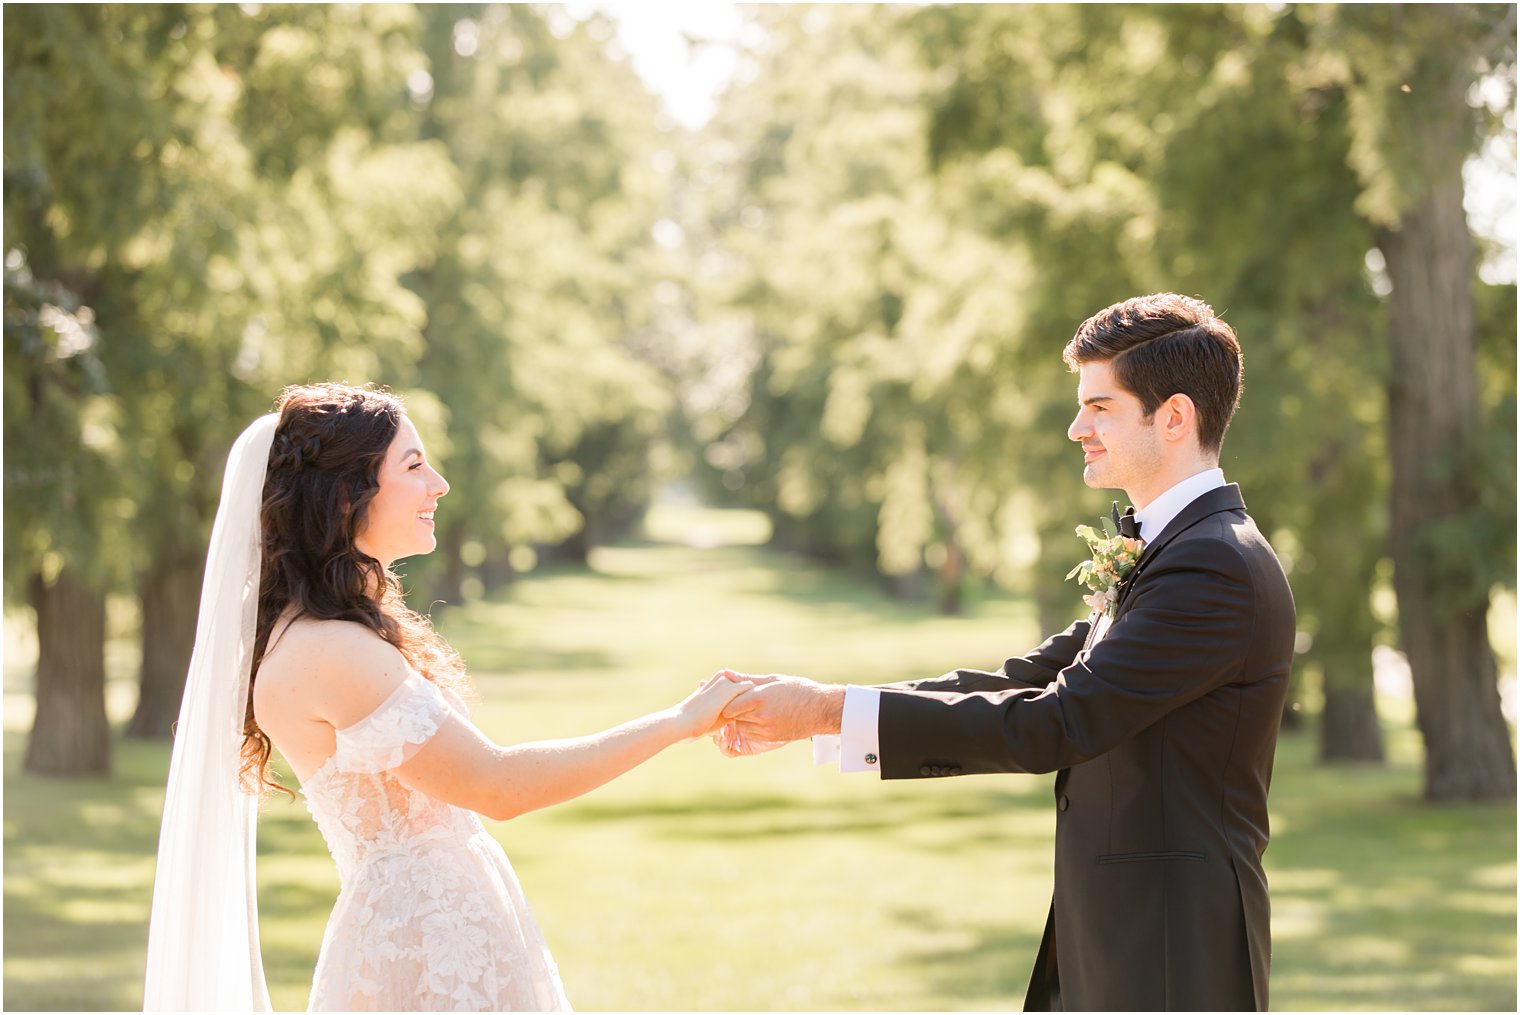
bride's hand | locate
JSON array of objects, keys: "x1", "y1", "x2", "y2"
[{"x1": 672, "y1": 671, "x2": 754, "y2": 741}]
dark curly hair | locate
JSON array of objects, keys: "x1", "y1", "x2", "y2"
[{"x1": 242, "y1": 382, "x2": 466, "y2": 798}]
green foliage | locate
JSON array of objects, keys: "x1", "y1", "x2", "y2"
[
  {"x1": 1473, "y1": 277, "x2": 1518, "y2": 592},
  {"x1": 2, "y1": 262, "x2": 123, "y2": 594},
  {"x1": 1281, "y1": 6, "x2": 1514, "y2": 638},
  {"x1": 1297, "y1": 4, "x2": 1516, "y2": 227},
  {"x1": 3, "y1": 4, "x2": 679, "y2": 625},
  {"x1": 690, "y1": 7, "x2": 1042, "y2": 607},
  {"x1": 3, "y1": 0, "x2": 1512, "y2": 778},
  {"x1": 686, "y1": 5, "x2": 1514, "y2": 731},
  {"x1": 4, "y1": 4, "x2": 448, "y2": 603},
  {"x1": 1415, "y1": 279, "x2": 1518, "y2": 615},
  {"x1": 398, "y1": 4, "x2": 675, "y2": 597}
]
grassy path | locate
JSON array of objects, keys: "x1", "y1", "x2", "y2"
[{"x1": 4, "y1": 506, "x2": 1515, "y2": 1010}]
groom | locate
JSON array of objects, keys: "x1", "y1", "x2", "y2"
[{"x1": 718, "y1": 293, "x2": 1295, "y2": 1011}]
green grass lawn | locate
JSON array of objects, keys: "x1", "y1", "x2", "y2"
[{"x1": 4, "y1": 505, "x2": 1516, "y2": 1011}]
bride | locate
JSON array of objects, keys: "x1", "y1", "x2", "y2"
[{"x1": 143, "y1": 382, "x2": 749, "y2": 1011}]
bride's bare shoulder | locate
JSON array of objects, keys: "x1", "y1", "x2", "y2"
[
  {"x1": 264, "y1": 614, "x2": 394, "y2": 660},
  {"x1": 256, "y1": 616, "x2": 411, "y2": 728}
]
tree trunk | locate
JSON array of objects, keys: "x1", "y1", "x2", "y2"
[
  {"x1": 1034, "y1": 523, "x2": 1079, "y2": 640},
  {"x1": 24, "y1": 567, "x2": 112, "y2": 776},
  {"x1": 887, "y1": 566, "x2": 928, "y2": 604},
  {"x1": 480, "y1": 545, "x2": 516, "y2": 595},
  {"x1": 1302, "y1": 476, "x2": 1383, "y2": 762},
  {"x1": 1319, "y1": 656, "x2": 1385, "y2": 763},
  {"x1": 126, "y1": 556, "x2": 201, "y2": 739},
  {"x1": 553, "y1": 524, "x2": 592, "y2": 566},
  {"x1": 935, "y1": 541, "x2": 965, "y2": 616},
  {"x1": 434, "y1": 521, "x2": 466, "y2": 606},
  {"x1": 1378, "y1": 111, "x2": 1516, "y2": 801}
]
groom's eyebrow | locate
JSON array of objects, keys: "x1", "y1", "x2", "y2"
[{"x1": 1081, "y1": 395, "x2": 1116, "y2": 406}]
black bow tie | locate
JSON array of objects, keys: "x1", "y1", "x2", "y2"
[{"x1": 1112, "y1": 502, "x2": 1141, "y2": 540}]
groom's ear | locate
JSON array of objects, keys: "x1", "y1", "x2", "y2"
[{"x1": 1157, "y1": 393, "x2": 1198, "y2": 445}]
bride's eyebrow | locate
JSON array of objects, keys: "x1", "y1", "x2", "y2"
[{"x1": 398, "y1": 448, "x2": 423, "y2": 462}]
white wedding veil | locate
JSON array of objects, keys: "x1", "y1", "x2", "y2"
[{"x1": 143, "y1": 413, "x2": 277, "y2": 1011}]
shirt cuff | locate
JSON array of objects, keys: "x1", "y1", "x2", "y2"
[
  {"x1": 812, "y1": 733, "x2": 842, "y2": 766},
  {"x1": 837, "y1": 685, "x2": 881, "y2": 773}
]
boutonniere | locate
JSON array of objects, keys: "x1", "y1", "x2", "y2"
[{"x1": 1065, "y1": 517, "x2": 1144, "y2": 618}]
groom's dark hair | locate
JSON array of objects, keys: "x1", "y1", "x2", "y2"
[{"x1": 1063, "y1": 293, "x2": 1243, "y2": 454}]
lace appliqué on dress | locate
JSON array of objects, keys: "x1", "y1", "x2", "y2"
[
  {"x1": 302, "y1": 672, "x2": 570, "y2": 1012},
  {"x1": 332, "y1": 672, "x2": 447, "y2": 774}
]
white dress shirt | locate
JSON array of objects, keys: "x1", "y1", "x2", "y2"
[{"x1": 816, "y1": 468, "x2": 1227, "y2": 774}]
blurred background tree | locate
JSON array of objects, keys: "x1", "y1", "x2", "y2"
[
  {"x1": 3, "y1": 3, "x2": 1513, "y2": 801},
  {"x1": 403, "y1": 3, "x2": 673, "y2": 605},
  {"x1": 1296, "y1": 2, "x2": 1516, "y2": 798},
  {"x1": 687, "y1": 2, "x2": 1514, "y2": 792},
  {"x1": 3, "y1": 261, "x2": 118, "y2": 775}
]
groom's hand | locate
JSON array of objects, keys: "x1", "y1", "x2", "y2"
[
  {"x1": 708, "y1": 670, "x2": 786, "y2": 757},
  {"x1": 711, "y1": 722, "x2": 789, "y2": 757},
  {"x1": 717, "y1": 672, "x2": 846, "y2": 751}
]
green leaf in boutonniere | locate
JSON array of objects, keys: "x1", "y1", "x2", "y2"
[{"x1": 1065, "y1": 518, "x2": 1144, "y2": 618}]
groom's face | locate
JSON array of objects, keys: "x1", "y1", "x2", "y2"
[{"x1": 1067, "y1": 359, "x2": 1165, "y2": 499}]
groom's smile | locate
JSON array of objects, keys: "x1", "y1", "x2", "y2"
[{"x1": 1067, "y1": 360, "x2": 1169, "y2": 504}]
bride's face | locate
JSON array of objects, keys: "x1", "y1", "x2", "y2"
[{"x1": 354, "y1": 416, "x2": 449, "y2": 567}]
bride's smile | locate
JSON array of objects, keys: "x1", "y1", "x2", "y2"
[{"x1": 354, "y1": 416, "x2": 449, "y2": 567}]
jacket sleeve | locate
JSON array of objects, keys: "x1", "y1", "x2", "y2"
[
  {"x1": 877, "y1": 537, "x2": 1255, "y2": 778},
  {"x1": 879, "y1": 620, "x2": 1090, "y2": 695}
]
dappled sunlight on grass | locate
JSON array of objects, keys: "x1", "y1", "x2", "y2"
[
  {"x1": 1262, "y1": 735, "x2": 1515, "y2": 1011},
  {"x1": 4, "y1": 506, "x2": 1515, "y2": 1010}
]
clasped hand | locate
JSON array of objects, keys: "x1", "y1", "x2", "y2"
[{"x1": 705, "y1": 670, "x2": 843, "y2": 757}]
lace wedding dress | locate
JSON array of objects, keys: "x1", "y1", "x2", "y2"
[{"x1": 300, "y1": 671, "x2": 571, "y2": 1011}]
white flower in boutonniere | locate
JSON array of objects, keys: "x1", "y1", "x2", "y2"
[{"x1": 1065, "y1": 519, "x2": 1144, "y2": 618}]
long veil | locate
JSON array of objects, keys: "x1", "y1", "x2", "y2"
[{"x1": 143, "y1": 414, "x2": 277, "y2": 1011}]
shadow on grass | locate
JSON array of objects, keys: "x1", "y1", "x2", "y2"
[
  {"x1": 4, "y1": 732, "x2": 336, "y2": 1012},
  {"x1": 557, "y1": 781, "x2": 1055, "y2": 850},
  {"x1": 1059, "y1": 735, "x2": 1509, "y2": 1012},
  {"x1": 1263, "y1": 753, "x2": 1518, "y2": 1011},
  {"x1": 724, "y1": 547, "x2": 996, "y2": 624},
  {"x1": 893, "y1": 904, "x2": 1043, "y2": 1006},
  {"x1": 477, "y1": 541, "x2": 1026, "y2": 630},
  {"x1": 4, "y1": 740, "x2": 171, "y2": 860},
  {"x1": 3, "y1": 872, "x2": 151, "y2": 992}
]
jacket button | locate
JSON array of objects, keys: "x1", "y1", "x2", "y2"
[
  {"x1": 1058, "y1": 794, "x2": 1070, "y2": 811},
  {"x1": 864, "y1": 753, "x2": 878, "y2": 765}
]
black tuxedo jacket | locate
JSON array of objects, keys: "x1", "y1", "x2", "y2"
[{"x1": 876, "y1": 485, "x2": 1294, "y2": 1011}]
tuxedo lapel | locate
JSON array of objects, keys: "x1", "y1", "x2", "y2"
[{"x1": 1115, "y1": 484, "x2": 1247, "y2": 613}]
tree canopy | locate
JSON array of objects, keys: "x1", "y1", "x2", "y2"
[{"x1": 4, "y1": 3, "x2": 1514, "y2": 796}]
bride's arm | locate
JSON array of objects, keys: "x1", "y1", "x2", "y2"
[
  {"x1": 395, "y1": 694, "x2": 735, "y2": 821},
  {"x1": 298, "y1": 623, "x2": 749, "y2": 821}
]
